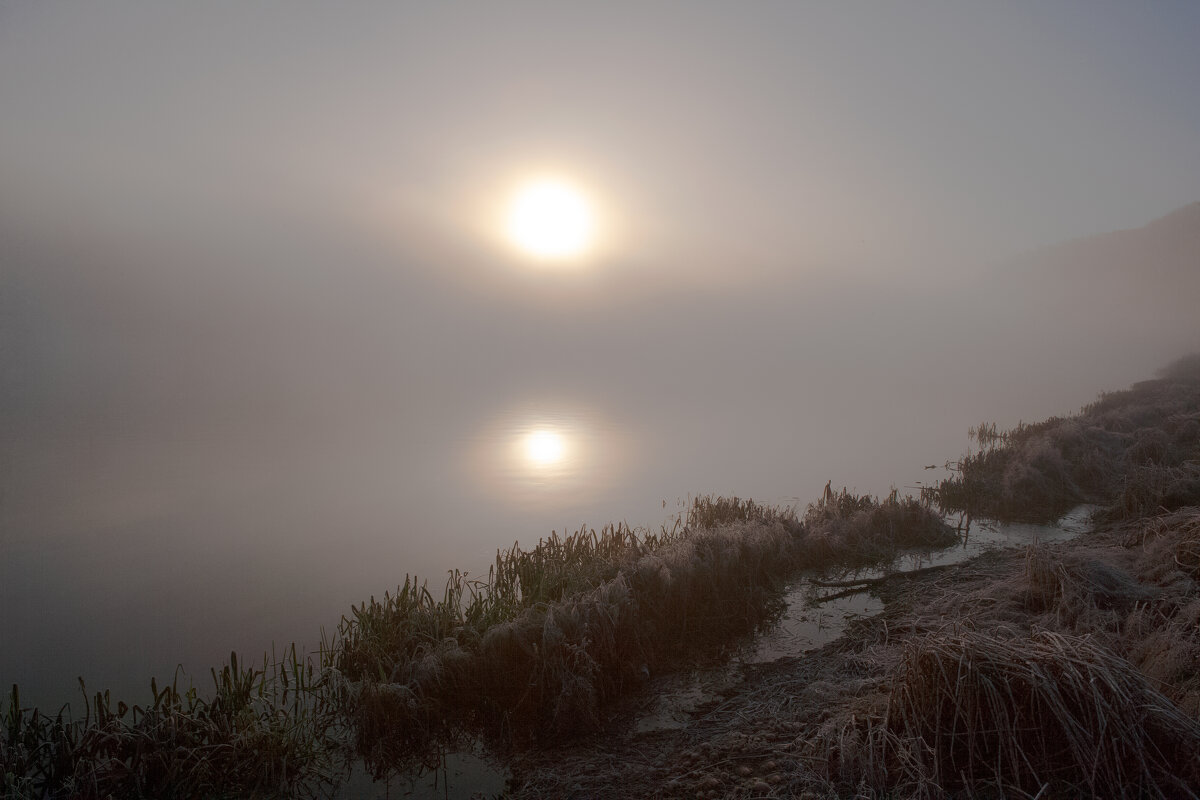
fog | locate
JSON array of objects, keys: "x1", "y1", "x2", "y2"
[{"x1": 2, "y1": 3, "x2": 1199, "y2": 708}]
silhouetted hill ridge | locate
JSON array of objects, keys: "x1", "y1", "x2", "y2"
[
  {"x1": 1007, "y1": 201, "x2": 1199, "y2": 287},
  {"x1": 994, "y1": 202, "x2": 1199, "y2": 327}
]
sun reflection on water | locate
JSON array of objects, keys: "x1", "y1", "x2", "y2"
[{"x1": 468, "y1": 405, "x2": 630, "y2": 510}]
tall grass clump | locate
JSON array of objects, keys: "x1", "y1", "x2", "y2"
[
  {"x1": 685, "y1": 495, "x2": 795, "y2": 529},
  {"x1": 333, "y1": 503, "x2": 803, "y2": 774},
  {"x1": 802, "y1": 487, "x2": 957, "y2": 568},
  {"x1": 333, "y1": 492, "x2": 954, "y2": 775},
  {"x1": 932, "y1": 356, "x2": 1200, "y2": 523},
  {"x1": 808, "y1": 499, "x2": 1200, "y2": 798},
  {"x1": 879, "y1": 629, "x2": 1200, "y2": 797},
  {"x1": 1099, "y1": 461, "x2": 1200, "y2": 523}
]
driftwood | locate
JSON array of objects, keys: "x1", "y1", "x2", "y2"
[{"x1": 810, "y1": 564, "x2": 951, "y2": 603}]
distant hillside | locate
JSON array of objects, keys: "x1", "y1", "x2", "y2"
[{"x1": 1004, "y1": 201, "x2": 1200, "y2": 309}]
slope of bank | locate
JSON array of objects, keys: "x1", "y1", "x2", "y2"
[{"x1": 509, "y1": 357, "x2": 1200, "y2": 799}]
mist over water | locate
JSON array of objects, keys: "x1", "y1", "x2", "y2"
[
  {"x1": 2, "y1": 4, "x2": 1199, "y2": 712},
  {"x1": 4, "y1": 208, "x2": 1196, "y2": 709}
]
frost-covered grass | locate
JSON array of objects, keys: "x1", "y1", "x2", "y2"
[{"x1": 931, "y1": 354, "x2": 1200, "y2": 523}]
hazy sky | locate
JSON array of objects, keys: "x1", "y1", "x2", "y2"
[
  {"x1": 3, "y1": 2, "x2": 1200, "y2": 274},
  {"x1": 2, "y1": 2, "x2": 1199, "y2": 707}
]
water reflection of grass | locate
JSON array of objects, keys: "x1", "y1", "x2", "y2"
[
  {"x1": 2, "y1": 646, "x2": 344, "y2": 799},
  {"x1": 2, "y1": 493, "x2": 952, "y2": 796}
]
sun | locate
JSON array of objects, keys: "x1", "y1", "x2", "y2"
[
  {"x1": 523, "y1": 429, "x2": 566, "y2": 467},
  {"x1": 505, "y1": 178, "x2": 595, "y2": 260}
]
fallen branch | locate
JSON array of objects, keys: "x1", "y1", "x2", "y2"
[
  {"x1": 810, "y1": 564, "x2": 951, "y2": 602},
  {"x1": 811, "y1": 564, "x2": 951, "y2": 589}
]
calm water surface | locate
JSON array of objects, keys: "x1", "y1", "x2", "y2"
[{"x1": 2, "y1": 397, "x2": 933, "y2": 711}]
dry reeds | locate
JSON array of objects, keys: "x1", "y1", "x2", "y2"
[
  {"x1": 1174, "y1": 513, "x2": 1200, "y2": 579},
  {"x1": 4, "y1": 492, "x2": 943, "y2": 792},
  {"x1": 935, "y1": 363, "x2": 1200, "y2": 524},
  {"x1": 335, "y1": 516, "x2": 810, "y2": 774},
  {"x1": 0, "y1": 646, "x2": 345, "y2": 800},
  {"x1": 1100, "y1": 462, "x2": 1200, "y2": 523},
  {"x1": 1119, "y1": 509, "x2": 1200, "y2": 718},
  {"x1": 806, "y1": 491, "x2": 1200, "y2": 798},
  {"x1": 686, "y1": 495, "x2": 795, "y2": 529},
  {"x1": 1024, "y1": 544, "x2": 1155, "y2": 622},
  {"x1": 803, "y1": 488, "x2": 957, "y2": 569},
  {"x1": 0, "y1": 481, "x2": 989, "y2": 795},
  {"x1": 880, "y1": 629, "x2": 1200, "y2": 797},
  {"x1": 334, "y1": 493, "x2": 950, "y2": 774}
]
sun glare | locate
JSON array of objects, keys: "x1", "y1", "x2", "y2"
[
  {"x1": 505, "y1": 178, "x2": 595, "y2": 260},
  {"x1": 523, "y1": 429, "x2": 566, "y2": 467}
]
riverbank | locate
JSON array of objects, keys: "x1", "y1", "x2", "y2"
[
  {"x1": 0, "y1": 493, "x2": 952, "y2": 798},
  {"x1": 507, "y1": 356, "x2": 1200, "y2": 798},
  {"x1": 4, "y1": 357, "x2": 1199, "y2": 798},
  {"x1": 508, "y1": 510, "x2": 1200, "y2": 798}
]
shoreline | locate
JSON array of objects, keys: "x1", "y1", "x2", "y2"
[
  {"x1": 506, "y1": 358, "x2": 1200, "y2": 798},
  {"x1": 508, "y1": 509, "x2": 1200, "y2": 798},
  {"x1": 4, "y1": 359, "x2": 1199, "y2": 798}
]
